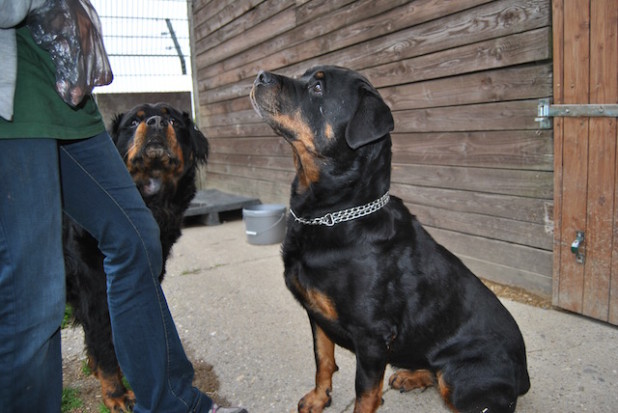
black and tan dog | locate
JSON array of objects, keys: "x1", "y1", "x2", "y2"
[
  {"x1": 251, "y1": 66, "x2": 530, "y2": 413},
  {"x1": 63, "y1": 103, "x2": 208, "y2": 412}
]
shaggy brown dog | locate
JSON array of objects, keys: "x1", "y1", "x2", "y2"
[{"x1": 63, "y1": 103, "x2": 208, "y2": 412}]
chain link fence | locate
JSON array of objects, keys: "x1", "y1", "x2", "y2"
[{"x1": 91, "y1": 0, "x2": 192, "y2": 93}]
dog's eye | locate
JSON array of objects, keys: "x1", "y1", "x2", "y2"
[
  {"x1": 130, "y1": 119, "x2": 140, "y2": 127},
  {"x1": 309, "y1": 82, "x2": 323, "y2": 95}
]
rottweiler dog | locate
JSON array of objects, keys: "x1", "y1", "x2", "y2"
[
  {"x1": 63, "y1": 103, "x2": 208, "y2": 412},
  {"x1": 250, "y1": 66, "x2": 530, "y2": 413}
]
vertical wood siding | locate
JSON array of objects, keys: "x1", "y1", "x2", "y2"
[{"x1": 191, "y1": 0, "x2": 554, "y2": 295}]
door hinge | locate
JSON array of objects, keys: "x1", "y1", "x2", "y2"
[{"x1": 536, "y1": 98, "x2": 618, "y2": 129}]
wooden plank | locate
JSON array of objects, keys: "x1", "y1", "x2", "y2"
[
  {"x1": 427, "y1": 227, "x2": 553, "y2": 282},
  {"x1": 206, "y1": 122, "x2": 273, "y2": 139},
  {"x1": 408, "y1": 203, "x2": 553, "y2": 250},
  {"x1": 199, "y1": 62, "x2": 552, "y2": 118},
  {"x1": 612, "y1": 124, "x2": 618, "y2": 324},
  {"x1": 199, "y1": 8, "x2": 297, "y2": 67},
  {"x1": 551, "y1": 0, "x2": 564, "y2": 307},
  {"x1": 454, "y1": 255, "x2": 552, "y2": 296},
  {"x1": 365, "y1": 28, "x2": 551, "y2": 88},
  {"x1": 209, "y1": 153, "x2": 293, "y2": 172},
  {"x1": 391, "y1": 163, "x2": 553, "y2": 199},
  {"x1": 583, "y1": 0, "x2": 618, "y2": 321},
  {"x1": 391, "y1": 130, "x2": 553, "y2": 170},
  {"x1": 207, "y1": 161, "x2": 295, "y2": 184},
  {"x1": 556, "y1": 0, "x2": 590, "y2": 313},
  {"x1": 558, "y1": 117, "x2": 589, "y2": 313},
  {"x1": 205, "y1": 172, "x2": 291, "y2": 204},
  {"x1": 392, "y1": 182, "x2": 552, "y2": 224},
  {"x1": 380, "y1": 64, "x2": 553, "y2": 111},
  {"x1": 392, "y1": 100, "x2": 542, "y2": 133},
  {"x1": 194, "y1": 0, "x2": 277, "y2": 55},
  {"x1": 209, "y1": 136, "x2": 290, "y2": 156}
]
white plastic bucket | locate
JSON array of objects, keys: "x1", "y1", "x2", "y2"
[{"x1": 242, "y1": 204, "x2": 287, "y2": 245}]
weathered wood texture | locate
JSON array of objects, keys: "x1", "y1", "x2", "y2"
[
  {"x1": 552, "y1": 0, "x2": 618, "y2": 324},
  {"x1": 192, "y1": 0, "x2": 554, "y2": 295}
]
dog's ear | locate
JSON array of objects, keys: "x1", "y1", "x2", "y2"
[
  {"x1": 110, "y1": 113, "x2": 124, "y2": 144},
  {"x1": 184, "y1": 112, "x2": 209, "y2": 164},
  {"x1": 344, "y1": 87, "x2": 394, "y2": 150}
]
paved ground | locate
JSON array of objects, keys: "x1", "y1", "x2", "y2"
[{"x1": 62, "y1": 218, "x2": 618, "y2": 412}]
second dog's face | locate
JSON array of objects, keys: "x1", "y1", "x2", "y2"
[
  {"x1": 250, "y1": 66, "x2": 394, "y2": 190},
  {"x1": 111, "y1": 103, "x2": 208, "y2": 197}
]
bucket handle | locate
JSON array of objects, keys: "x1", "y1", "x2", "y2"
[{"x1": 245, "y1": 212, "x2": 286, "y2": 236}]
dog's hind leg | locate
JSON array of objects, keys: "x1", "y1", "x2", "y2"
[
  {"x1": 298, "y1": 320, "x2": 339, "y2": 413},
  {"x1": 388, "y1": 369, "x2": 435, "y2": 392}
]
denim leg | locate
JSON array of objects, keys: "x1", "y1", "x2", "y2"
[
  {"x1": 59, "y1": 131, "x2": 212, "y2": 413},
  {"x1": 0, "y1": 139, "x2": 64, "y2": 413}
]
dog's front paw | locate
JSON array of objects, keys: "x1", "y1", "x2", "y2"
[
  {"x1": 388, "y1": 369, "x2": 435, "y2": 393},
  {"x1": 298, "y1": 388, "x2": 332, "y2": 413}
]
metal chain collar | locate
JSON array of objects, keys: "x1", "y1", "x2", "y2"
[{"x1": 289, "y1": 192, "x2": 390, "y2": 227}]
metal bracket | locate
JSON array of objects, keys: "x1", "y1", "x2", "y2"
[
  {"x1": 571, "y1": 231, "x2": 585, "y2": 264},
  {"x1": 536, "y1": 98, "x2": 618, "y2": 129}
]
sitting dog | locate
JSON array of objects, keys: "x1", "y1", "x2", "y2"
[
  {"x1": 250, "y1": 66, "x2": 530, "y2": 413},
  {"x1": 63, "y1": 103, "x2": 208, "y2": 412}
]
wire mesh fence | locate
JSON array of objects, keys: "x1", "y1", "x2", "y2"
[{"x1": 91, "y1": 0, "x2": 192, "y2": 93}]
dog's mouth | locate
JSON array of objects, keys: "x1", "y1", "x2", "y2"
[
  {"x1": 127, "y1": 140, "x2": 184, "y2": 197},
  {"x1": 141, "y1": 177, "x2": 162, "y2": 195}
]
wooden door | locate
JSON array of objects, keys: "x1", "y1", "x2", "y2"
[{"x1": 552, "y1": 0, "x2": 618, "y2": 324}]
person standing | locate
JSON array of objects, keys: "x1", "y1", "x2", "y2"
[{"x1": 0, "y1": 1, "x2": 247, "y2": 412}]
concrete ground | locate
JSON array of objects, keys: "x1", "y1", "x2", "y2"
[{"x1": 62, "y1": 218, "x2": 618, "y2": 413}]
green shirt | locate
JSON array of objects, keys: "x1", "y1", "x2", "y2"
[{"x1": 0, "y1": 26, "x2": 105, "y2": 139}]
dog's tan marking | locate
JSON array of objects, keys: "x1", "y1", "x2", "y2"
[
  {"x1": 388, "y1": 369, "x2": 435, "y2": 392},
  {"x1": 307, "y1": 288, "x2": 338, "y2": 320},
  {"x1": 298, "y1": 325, "x2": 338, "y2": 413},
  {"x1": 89, "y1": 356, "x2": 135, "y2": 413},
  {"x1": 126, "y1": 122, "x2": 147, "y2": 169},
  {"x1": 437, "y1": 371, "x2": 459, "y2": 412},
  {"x1": 165, "y1": 123, "x2": 185, "y2": 178},
  {"x1": 324, "y1": 122, "x2": 335, "y2": 140},
  {"x1": 292, "y1": 278, "x2": 338, "y2": 320},
  {"x1": 272, "y1": 111, "x2": 321, "y2": 191}
]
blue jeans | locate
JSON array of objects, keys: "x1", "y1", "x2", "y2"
[{"x1": 0, "y1": 133, "x2": 213, "y2": 412}]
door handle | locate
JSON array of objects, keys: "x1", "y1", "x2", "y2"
[{"x1": 571, "y1": 231, "x2": 585, "y2": 264}]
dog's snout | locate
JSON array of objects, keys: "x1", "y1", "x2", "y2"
[
  {"x1": 256, "y1": 70, "x2": 276, "y2": 86},
  {"x1": 146, "y1": 115, "x2": 168, "y2": 130}
]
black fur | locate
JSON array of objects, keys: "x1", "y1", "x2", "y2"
[
  {"x1": 251, "y1": 66, "x2": 530, "y2": 413},
  {"x1": 63, "y1": 103, "x2": 208, "y2": 412}
]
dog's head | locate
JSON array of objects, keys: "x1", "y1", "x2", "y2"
[
  {"x1": 111, "y1": 103, "x2": 208, "y2": 198},
  {"x1": 250, "y1": 66, "x2": 393, "y2": 193}
]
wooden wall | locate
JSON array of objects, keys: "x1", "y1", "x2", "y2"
[{"x1": 191, "y1": 0, "x2": 554, "y2": 296}]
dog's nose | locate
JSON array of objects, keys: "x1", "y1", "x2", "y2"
[
  {"x1": 256, "y1": 70, "x2": 276, "y2": 86},
  {"x1": 146, "y1": 115, "x2": 168, "y2": 130}
]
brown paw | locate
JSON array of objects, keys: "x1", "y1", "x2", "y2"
[
  {"x1": 388, "y1": 369, "x2": 435, "y2": 393},
  {"x1": 298, "y1": 388, "x2": 332, "y2": 413},
  {"x1": 104, "y1": 389, "x2": 135, "y2": 412}
]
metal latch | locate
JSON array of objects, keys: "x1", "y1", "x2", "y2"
[
  {"x1": 536, "y1": 98, "x2": 618, "y2": 129},
  {"x1": 571, "y1": 231, "x2": 585, "y2": 264}
]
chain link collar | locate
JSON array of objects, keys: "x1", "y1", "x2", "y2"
[{"x1": 289, "y1": 192, "x2": 390, "y2": 226}]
